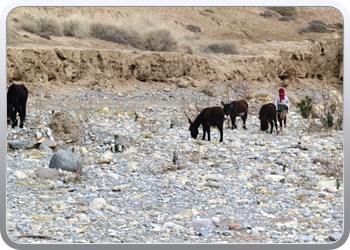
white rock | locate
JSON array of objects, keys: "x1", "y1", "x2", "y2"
[
  {"x1": 89, "y1": 198, "x2": 107, "y2": 211},
  {"x1": 265, "y1": 175, "x2": 285, "y2": 182},
  {"x1": 13, "y1": 170, "x2": 28, "y2": 180},
  {"x1": 98, "y1": 151, "x2": 114, "y2": 164}
]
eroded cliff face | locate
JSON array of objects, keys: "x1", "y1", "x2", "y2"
[{"x1": 7, "y1": 36, "x2": 343, "y2": 91}]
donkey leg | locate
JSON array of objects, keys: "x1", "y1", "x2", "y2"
[
  {"x1": 275, "y1": 118, "x2": 278, "y2": 133},
  {"x1": 202, "y1": 125, "x2": 206, "y2": 140},
  {"x1": 242, "y1": 114, "x2": 247, "y2": 130},
  {"x1": 270, "y1": 121, "x2": 274, "y2": 134},
  {"x1": 230, "y1": 116, "x2": 234, "y2": 129},
  {"x1": 19, "y1": 106, "x2": 25, "y2": 128},
  {"x1": 232, "y1": 115, "x2": 237, "y2": 129},
  {"x1": 207, "y1": 126, "x2": 211, "y2": 141},
  {"x1": 11, "y1": 108, "x2": 18, "y2": 128},
  {"x1": 218, "y1": 125, "x2": 223, "y2": 142}
]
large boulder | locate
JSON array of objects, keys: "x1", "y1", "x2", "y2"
[
  {"x1": 49, "y1": 150, "x2": 83, "y2": 173},
  {"x1": 49, "y1": 111, "x2": 85, "y2": 143}
]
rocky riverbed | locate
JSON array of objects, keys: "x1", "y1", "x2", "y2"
[{"x1": 6, "y1": 86, "x2": 343, "y2": 244}]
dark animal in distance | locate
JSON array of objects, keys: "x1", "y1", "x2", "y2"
[
  {"x1": 221, "y1": 100, "x2": 248, "y2": 129},
  {"x1": 259, "y1": 103, "x2": 277, "y2": 134},
  {"x1": 188, "y1": 106, "x2": 225, "y2": 142},
  {"x1": 7, "y1": 84, "x2": 28, "y2": 128}
]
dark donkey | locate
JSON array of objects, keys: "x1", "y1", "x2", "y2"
[
  {"x1": 221, "y1": 100, "x2": 248, "y2": 129},
  {"x1": 188, "y1": 106, "x2": 225, "y2": 142},
  {"x1": 259, "y1": 103, "x2": 277, "y2": 134},
  {"x1": 7, "y1": 84, "x2": 28, "y2": 128}
]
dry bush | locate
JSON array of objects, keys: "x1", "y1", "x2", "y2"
[
  {"x1": 7, "y1": 26, "x2": 18, "y2": 45},
  {"x1": 187, "y1": 25, "x2": 201, "y2": 33},
  {"x1": 62, "y1": 16, "x2": 90, "y2": 38},
  {"x1": 314, "y1": 155, "x2": 343, "y2": 179},
  {"x1": 311, "y1": 86, "x2": 343, "y2": 129},
  {"x1": 206, "y1": 41, "x2": 239, "y2": 55},
  {"x1": 143, "y1": 29, "x2": 178, "y2": 52},
  {"x1": 299, "y1": 22, "x2": 329, "y2": 33},
  {"x1": 37, "y1": 17, "x2": 63, "y2": 36},
  {"x1": 19, "y1": 13, "x2": 62, "y2": 36},
  {"x1": 327, "y1": 23, "x2": 343, "y2": 30},
  {"x1": 19, "y1": 12, "x2": 40, "y2": 34},
  {"x1": 201, "y1": 84, "x2": 219, "y2": 97},
  {"x1": 89, "y1": 22, "x2": 130, "y2": 45},
  {"x1": 177, "y1": 43, "x2": 194, "y2": 54},
  {"x1": 267, "y1": 7, "x2": 298, "y2": 18},
  {"x1": 279, "y1": 16, "x2": 294, "y2": 22}
]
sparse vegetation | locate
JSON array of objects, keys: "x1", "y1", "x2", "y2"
[
  {"x1": 327, "y1": 22, "x2": 343, "y2": 30},
  {"x1": 267, "y1": 7, "x2": 298, "y2": 18},
  {"x1": 201, "y1": 84, "x2": 218, "y2": 97},
  {"x1": 112, "y1": 134, "x2": 125, "y2": 153},
  {"x1": 187, "y1": 25, "x2": 201, "y2": 33},
  {"x1": 314, "y1": 155, "x2": 343, "y2": 179},
  {"x1": 90, "y1": 23, "x2": 130, "y2": 46},
  {"x1": 19, "y1": 13, "x2": 62, "y2": 37},
  {"x1": 299, "y1": 21, "x2": 329, "y2": 33},
  {"x1": 62, "y1": 17, "x2": 90, "y2": 38},
  {"x1": 144, "y1": 29, "x2": 178, "y2": 52},
  {"x1": 297, "y1": 96, "x2": 313, "y2": 119},
  {"x1": 17, "y1": 13, "x2": 178, "y2": 52},
  {"x1": 206, "y1": 41, "x2": 239, "y2": 55},
  {"x1": 133, "y1": 111, "x2": 139, "y2": 122}
]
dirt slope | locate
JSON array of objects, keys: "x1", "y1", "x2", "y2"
[{"x1": 6, "y1": 7, "x2": 344, "y2": 95}]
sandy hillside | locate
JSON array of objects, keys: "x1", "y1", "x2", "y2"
[{"x1": 6, "y1": 7, "x2": 344, "y2": 97}]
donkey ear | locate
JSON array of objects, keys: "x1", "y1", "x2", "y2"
[
  {"x1": 188, "y1": 118, "x2": 192, "y2": 124},
  {"x1": 221, "y1": 101, "x2": 225, "y2": 106}
]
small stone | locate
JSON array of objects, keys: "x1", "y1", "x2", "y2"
[
  {"x1": 199, "y1": 228, "x2": 209, "y2": 237},
  {"x1": 89, "y1": 198, "x2": 107, "y2": 211},
  {"x1": 98, "y1": 151, "x2": 114, "y2": 164},
  {"x1": 36, "y1": 168, "x2": 58, "y2": 180},
  {"x1": 7, "y1": 221, "x2": 16, "y2": 231},
  {"x1": 9, "y1": 139, "x2": 37, "y2": 150},
  {"x1": 228, "y1": 223, "x2": 242, "y2": 230},
  {"x1": 13, "y1": 171, "x2": 28, "y2": 180},
  {"x1": 329, "y1": 232, "x2": 342, "y2": 241}
]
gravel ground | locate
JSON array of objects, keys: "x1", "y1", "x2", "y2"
[{"x1": 6, "y1": 86, "x2": 343, "y2": 244}]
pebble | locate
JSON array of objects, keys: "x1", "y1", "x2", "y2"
[{"x1": 6, "y1": 87, "x2": 343, "y2": 244}]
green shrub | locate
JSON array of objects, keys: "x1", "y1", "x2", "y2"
[
  {"x1": 321, "y1": 111, "x2": 334, "y2": 128},
  {"x1": 267, "y1": 7, "x2": 298, "y2": 17},
  {"x1": 296, "y1": 96, "x2": 313, "y2": 119},
  {"x1": 144, "y1": 29, "x2": 178, "y2": 52},
  {"x1": 206, "y1": 42, "x2": 239, "y2": 55}
]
